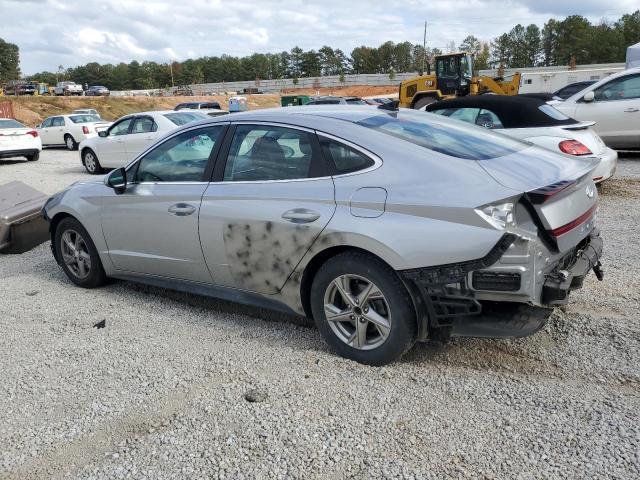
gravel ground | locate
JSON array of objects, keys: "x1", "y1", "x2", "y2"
[{"x1": 0, "y1": 149, "x2": 639, "y2": 479}]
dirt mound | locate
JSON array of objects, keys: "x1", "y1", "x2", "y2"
[{"x1": 8, "y1": 94, "x2": 281, "y2": 126}]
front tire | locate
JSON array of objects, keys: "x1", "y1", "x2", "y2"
[
  {"x1": 82, "y1": 148, "x2": 103, "y2": 174},
  {"x1": 26, "y1": 151, "x2": 39, "y2": 161},
  {"x1": 54, "y1": 217, "x2": 107, "y2": 288},
  {"x1": 65, "y1": 134, "x2": 78, "y2": 151},
  {"x1": 310, "y1": 251, "x2": 417, "y2": 366}
]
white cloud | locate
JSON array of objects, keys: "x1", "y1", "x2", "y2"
[{"x1": 0, "y1": 0, "x2": 635, "y2": 74}]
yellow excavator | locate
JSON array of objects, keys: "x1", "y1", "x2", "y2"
[{"x1": 398, "y1": 52, "x2": 521, "y2": 109}]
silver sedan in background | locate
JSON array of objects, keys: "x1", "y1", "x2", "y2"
[{"x1": 43, "y1": 106, "x2": 604, "y2": 365}]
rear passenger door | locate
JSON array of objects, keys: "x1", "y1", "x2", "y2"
[
  {"x1": 126, "y1": 115, "x2": 160, "y2": 161},
  {"x1": 49, "y1": 117, "x2": 66, "y2": 145},
  {"x1": 199, "y1": 123, "x2": 336, "y2": 294}
]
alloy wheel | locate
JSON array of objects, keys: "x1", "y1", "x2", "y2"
[
  {"x1": 84, "y1": 152, "x2": 96, "y2": 172},
  {"x1": 323, "y1": 274, "x2": 391, "y2": 350},
  {"x1": 60, "y1": 229, "x2": 92, "y2": 279}
]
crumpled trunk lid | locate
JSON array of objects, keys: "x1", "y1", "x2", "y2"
[{"x1": 478, "y1": 145, "x2": 599, "y2": 251}]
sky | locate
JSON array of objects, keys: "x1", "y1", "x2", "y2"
[{"x1": 2, "y1": 0, "x2": 638, "y2": 74}]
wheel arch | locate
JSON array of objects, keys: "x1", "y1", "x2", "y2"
[
  {"x1": 49, "y1": 212, "x2": 76, "y2": 265},
  {"x1": 298, "y1": 245, "x2": 418, "y2": 322},
  {"x1": 410, "y1": 92, "x2": 440, "y2": 109}
]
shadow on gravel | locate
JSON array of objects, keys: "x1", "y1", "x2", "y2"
[{"x1": 121, "y1": 280, "x2": 315, "y2": 329}]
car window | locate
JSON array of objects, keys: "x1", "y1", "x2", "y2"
[
  {"x1": 52, "y1": 117, "x2": 65, "y2": 127},
  {"x1": 594, "y1": 74, "x2": 640, "y2": 101},
  {"x1": 223, "y1": 125, "x2": 319, "y2": 181},
  {"x1": 134, "y1": 126, "x2": 224, "y2": 183},
  {"x1": 201, "y1": 103, "x2": 220, "y2": 109},
  {"x1": 132, "y1": 116, "x2": 158, "y2": 134},
  {"x1": 0, "y1": 119, "x2": 25, "y2": 128},
  {"x1": 476, "y1": 109, "x2": 504, "y2": 129},
  {"x1": 41, "y1": 118, "x2": 53, "y2": 128},
  {"x1": 450, "y1": 108, "x2": 481, "y2": 124},
  {"x1": 345, "y1": 99, "x2": 367, "y2": 105},
  {"x1": 69, "y1": 115, "x2": 101, "y2": 123},
  {"x1": 320, "y1": 138, "x2": 375, "y2": 174},
  {"x1": 109, "y1": 118, "x2": 133, "y2": 136},
  {"x1": 309, "y1": 99, "x2": 341, "y2": 105},
  {"x1": 357, "y1": 110, "x2": 525, "y2": 160}
]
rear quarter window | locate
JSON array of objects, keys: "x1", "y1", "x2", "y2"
[{"x1": 320, "y1": 138, "x2": 375, "y2": 174}]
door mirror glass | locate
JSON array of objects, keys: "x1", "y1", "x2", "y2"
[
  {"x1": 98, "y1": 130, "x2": 108, "y2": 137},
  {"x1": 106, "y1": 167, "x2": 127, "y2": 192},
  {"x1": 583, "y1": 91, "x2": 595, "y2": 102},
  {"x1": 35, "y1": 124, "x2": 41, "y2": 128}
]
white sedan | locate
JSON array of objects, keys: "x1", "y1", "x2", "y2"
[
  {"x1": 426, "y1": 95, "x2": 617, "y2": 183},
  {"x1": 78, "y1": 110, "x2": 208, "y2": 174},
  {"x1": 0, "y1": 118, "x2": 42, "y2": 162},
  {"x1": 553, "y1": 67, "x2": 640, "y2": 149},
  {"x1": 36, "y1": 114, "x2": 111, "y2": 151}
]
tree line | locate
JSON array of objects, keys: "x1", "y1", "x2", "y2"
[{"x1": 1, "y1": 10, "x2": 638, "y2": 90}]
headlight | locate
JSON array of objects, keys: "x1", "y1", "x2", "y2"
[{"x1": 475, "y1": 202, "x2": 516, "y2": 230}]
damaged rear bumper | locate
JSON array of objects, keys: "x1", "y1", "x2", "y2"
[
  {"x1": 400, "y1": 229, "x2": 603, "y2": 340},
  {"x1": 542, "y1": 229, "x2": 603, "y2": 305}
]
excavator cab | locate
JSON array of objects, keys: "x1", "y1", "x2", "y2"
[{"x1": 435, "y1": 53, "x2": 474, "y2": 96}]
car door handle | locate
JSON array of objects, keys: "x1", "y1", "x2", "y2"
[
  {"x1": 624, "y1": 107, "x2": 639, "y2": 112},
  {"x1": 281, "y1": 208, "x2": 321, "y2": 223},
  {"x1": 168, "y1": 203, "x2": 197, "y2": 216}
]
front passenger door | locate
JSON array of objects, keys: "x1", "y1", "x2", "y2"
[
  {"x1": 101, "y1": 125, "x2": 227, "y2": 282},
  {"x1": 99, "y1": 117, "x2": 134, "y2": 167},
  {"x1": 126, "y1": 116, "x2": 160, "y2": 161}
]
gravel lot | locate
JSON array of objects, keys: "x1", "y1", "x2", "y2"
[{"x1": 1, "y1": 149, "x2": 639, "y2": 479}]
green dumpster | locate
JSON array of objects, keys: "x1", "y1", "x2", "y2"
[{"x1": 281, "y1": 95, "x2": 311, "y2": 107}]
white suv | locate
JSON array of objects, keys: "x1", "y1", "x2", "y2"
[{"x1": 554, "y1": 68, "x2": 640, "y2": 149}]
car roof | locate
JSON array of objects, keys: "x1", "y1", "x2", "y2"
[
  {"x1": 563, "y1": 67, "x2": 640, "y2": 102},
  {"x1": 425, "y1": 95, "x2": 577, "y2": 128}
]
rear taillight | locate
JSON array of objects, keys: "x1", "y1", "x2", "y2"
[
  {"x1": 82, "y1": 126, "x2": 90, "y2": 134},
  {"x1": 550, "y1": 204, "x2": 598, "y2": 237},
  {"x1": 559, "y1": 139, "x2": 592, "y2": 156},
  {"x1": 27, "y1": 130, "x2": 38, "y2": 138}
]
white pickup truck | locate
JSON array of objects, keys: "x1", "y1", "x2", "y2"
[{"x1": 54, "y1": 81, "x2": 84, "y2": 96}]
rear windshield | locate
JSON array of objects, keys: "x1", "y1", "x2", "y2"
[
  {"x1": 164, "y1": 112, "x2": 207, "y2": 125},
  {"x1": 69, "y1": 115, "x2": 101, "y2": 123},
  {"x1": 0, "y1": 119, "x2": 25, "y2": 128},
  {"x1": 345, "y1": 99, "x2": 367, "y2": 105},
  {"x1": 310, "y1": 100, "x2": 341, "y2": 105},
  {"x1": 356, "y1": 110, "x2": 526, "y2": 160}
]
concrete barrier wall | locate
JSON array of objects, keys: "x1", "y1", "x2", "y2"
[
  {"x1": 110, "y1": 62, "x2": 627, "y2": 96},
  {"x1": 111, "y1": 72, "x2": 419, "y2": 96}
]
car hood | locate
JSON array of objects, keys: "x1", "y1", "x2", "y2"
[{"x1": 476, "y1": 145, "x2": 599, "y2": 192}]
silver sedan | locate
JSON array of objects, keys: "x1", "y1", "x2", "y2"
[{"x1": 43, "y1": 106, "x2": 604, "y2": 365}]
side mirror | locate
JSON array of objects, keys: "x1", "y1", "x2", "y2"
[
  {"x1": 35, "y1": 124, "x2": 41, "y2": 129},
  {"x1": 583, "y1": 91, "x2": 595, "y2": 102},
  {"x1": 98, "y1": 130, "x2": 108, "y2": 137},
  {"x1": 106, "y1": 167, "x2": 127, "y2": 193}
]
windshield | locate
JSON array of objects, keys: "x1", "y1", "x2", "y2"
[
  {"x1": 356, "y1": 110, "x2": 526, "y2": 160},
  {"x1": 164, "y1": 112, "x2": 207, "y2": 125},
  {"x1": 69, "y1": 115, "x2": 101, "y2": 123},
  {"x1": 0, "y1": 119, "x2": 25, "y2": 128}
]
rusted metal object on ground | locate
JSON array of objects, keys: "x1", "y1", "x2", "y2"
[{"x1": 0, "y1": 181, "x2": 49, "y2": 254}]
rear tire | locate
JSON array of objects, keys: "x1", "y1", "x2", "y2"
[
  {"x1": 26, "y1": 151, "x2": 39, "y2": 161},
  {"x1": 54, "y1": 217, "x2": 107, "y2": 289},
  {"x1": 310, "y1": 251, "x2": 417, "y2": 366},
  {"x1": 413, "y1": 96, "x2": 437, "y2": 110},
  {"x1": 82, "y1": 148, "x2": 103, "y2": 174},
  {"x1": 65, "y1": 134, "x2": 78, "y2": 151}
]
